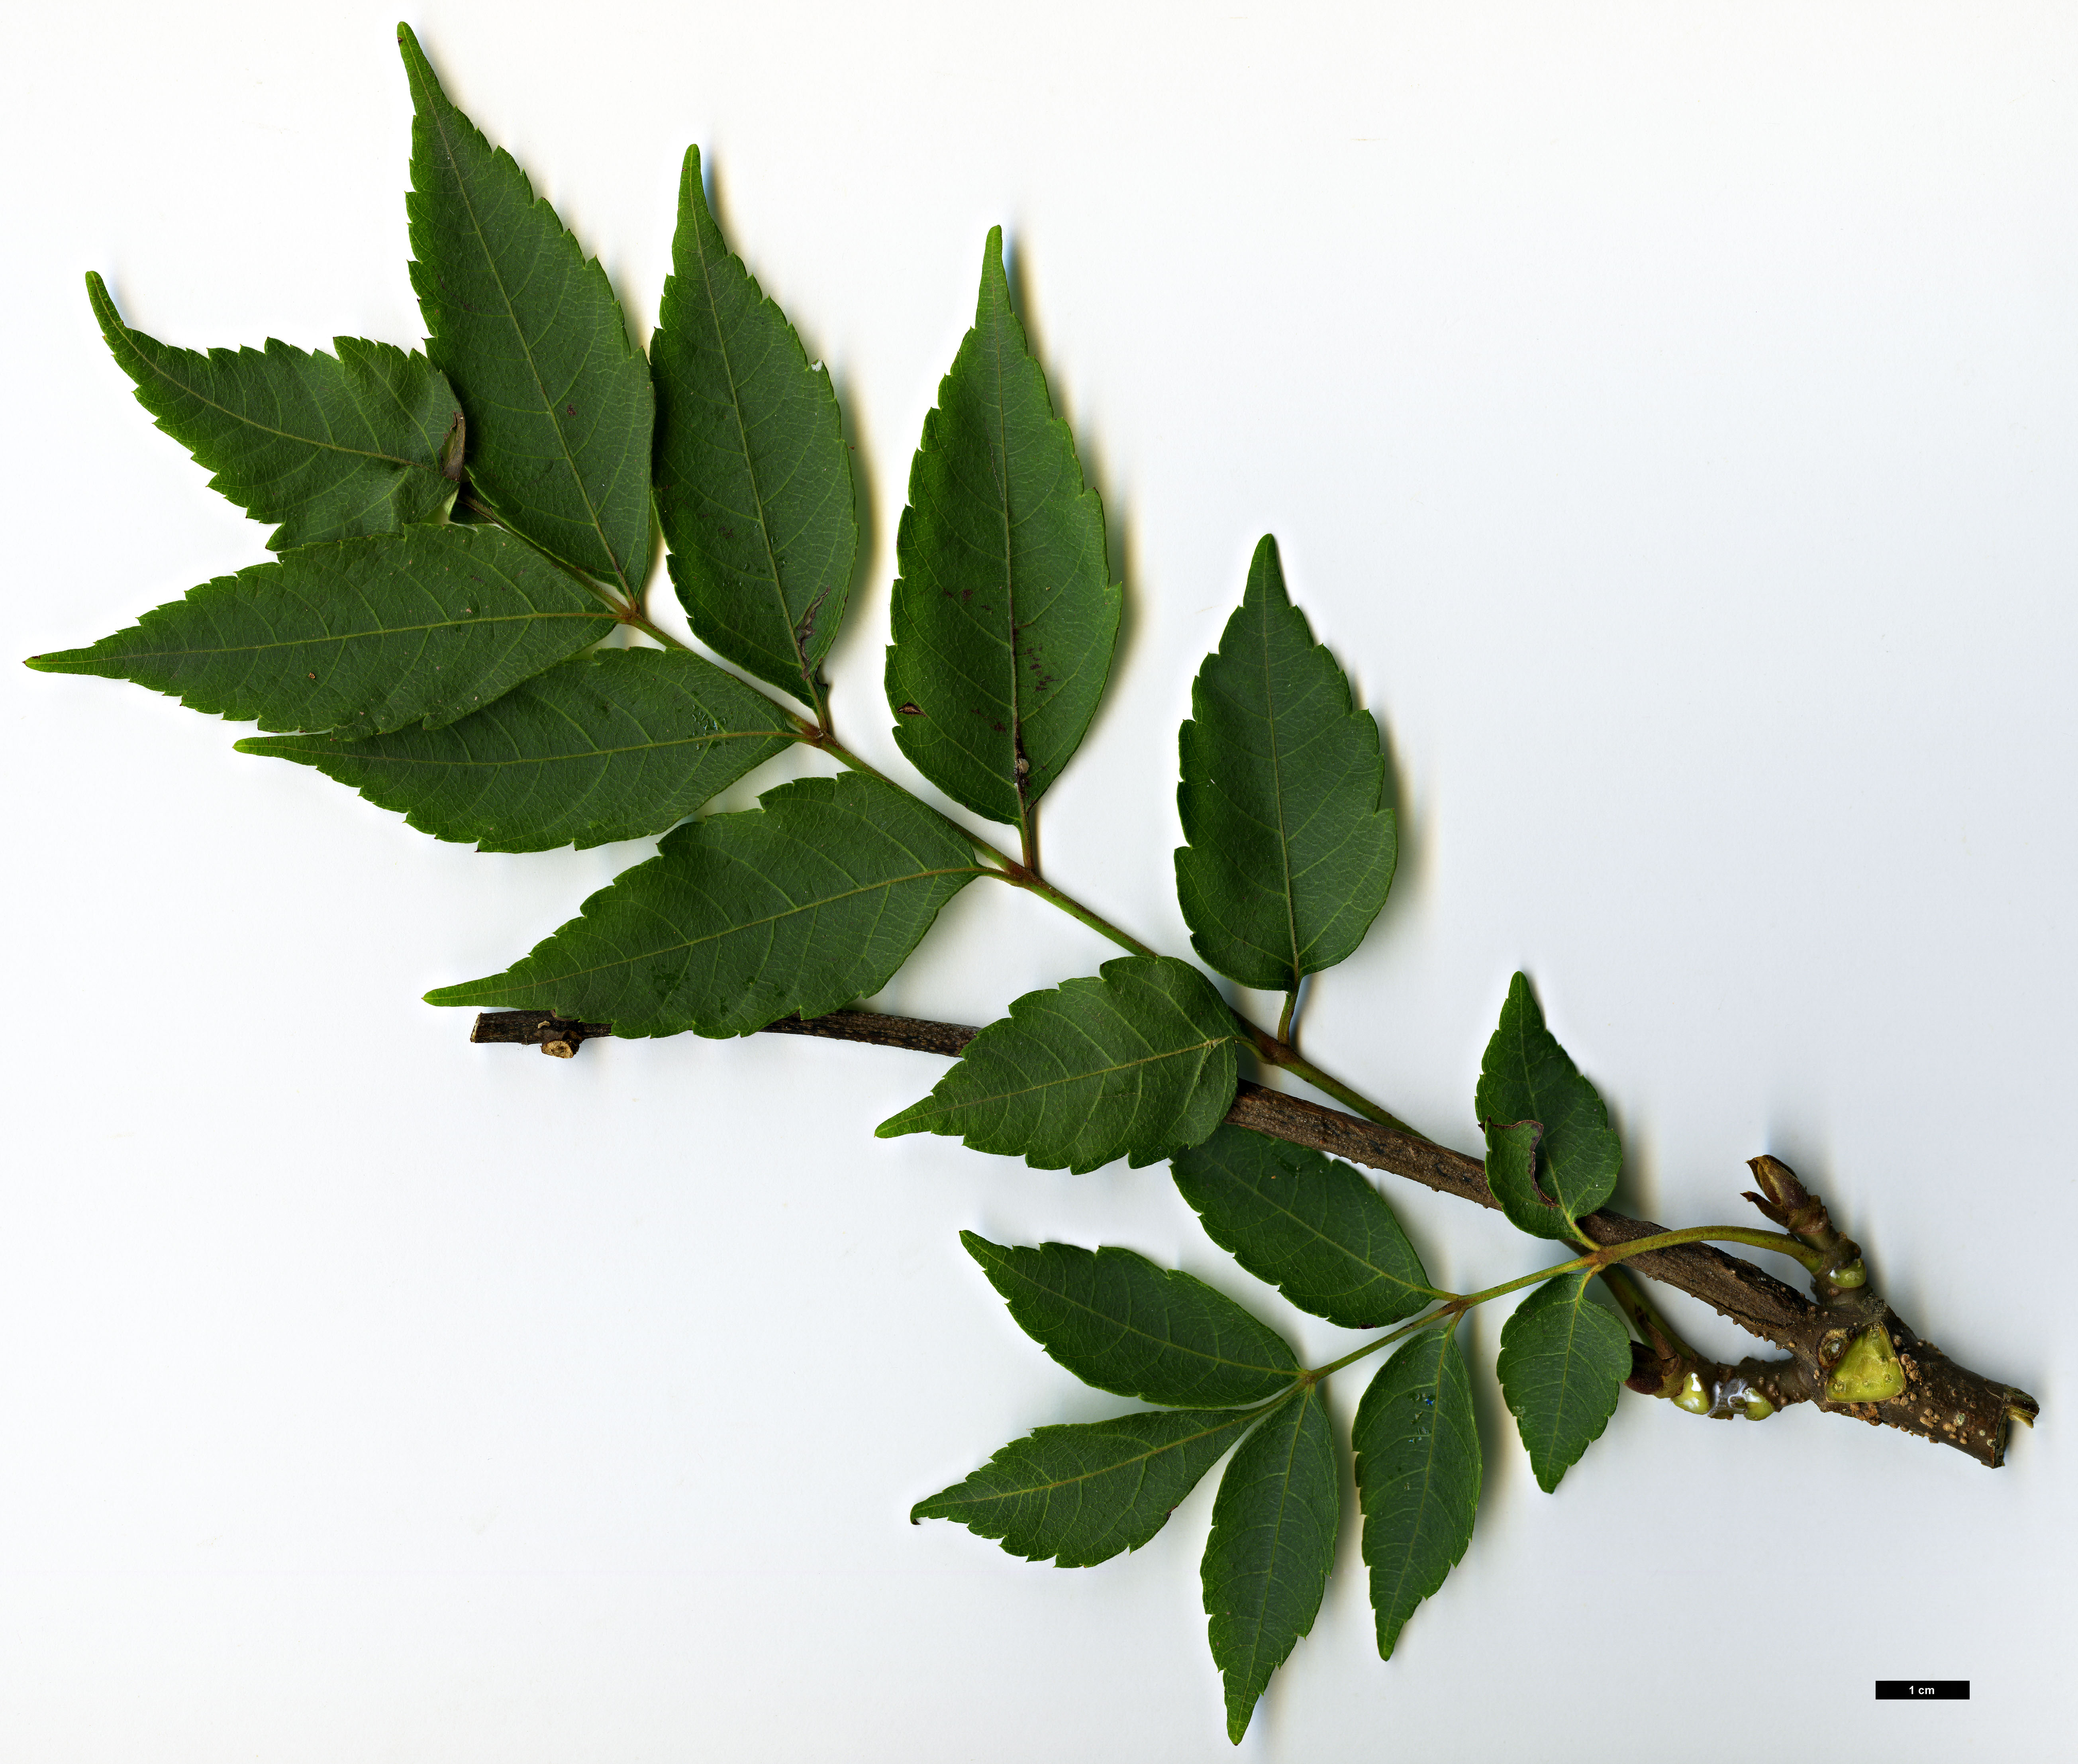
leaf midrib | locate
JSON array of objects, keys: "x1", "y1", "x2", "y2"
[
  {"x1": 984, "y1": 279, "x2": 1027, "y2": 833},
  {"x1": 410, "y1": 53, "x2": 632, "y2": 595},
  {"x1": 1375, "y1": 1359, "x2": 1451, "y2": 1619},
  {"x1": 1227, "y1": 1391, "x2": 1313, "y2": 1697},
  {"x1": 1540, "y1": 1284, "x2": 1597, "y2": 1432},
  {"x1": 259, "y1": 727, "x2": 784, "y2": 767},
  {"x1": 684, "y1": 185, "x2": 812, "y2": 697},
  {"x1": 1254, "y1": 586, "x2": 1304, "y2": 988},
  {"x1": 102, "y1": 608, "x2": 606, "y2": 661}
]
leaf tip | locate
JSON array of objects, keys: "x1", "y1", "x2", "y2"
[
  {"x1": 977, "y1": 225, "x2": 1009, "y2": 307},
  {"x1": 1244, "y1": 533, "x2": 1284, "y2": 603},
  {"x1": 872, "y1": 1102, "x2": 930, "y2": 1140},
  {"x1": 396, "y1": 21, "x2": 437, "y2": 88}
]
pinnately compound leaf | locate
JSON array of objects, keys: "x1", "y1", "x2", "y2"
[
  {"x1": 1352, "y1": 1328, "x2": 1480, "y2": 1659},
  {"x1": 400, "y1": 25, "x2": 655, "y2": 595},
  {"x1": 1172, "y1": 1125, "x2": 1440, "y2": 1328},
  {"x1": 25, "y1": 524, "x2": 613, "y2": 735},
  {"x1": 959, "y1": 1234, "x2": 1302, "y2": 1408},
  {"x1": 876, "y1": 956, "x2": 1239, "y2": 1172},
  {"x1": 912, "y1": 1405, "x2": 1266, "y2": 1568},
  {"x1": 652, "y1": 147, "x2": 856, "y2": 712},
  {"x1": 423, "y1": 771, "x2": 980, "y2": 1036},
  {"x1": 1474, "y1": 972, "x2": 1622, "y2": 1240},
  {"x1": 1494, "y1": 1268, "x2": 1631, "y2": 1493},
  {"x1": 86, "y1": 273, "x2": 462, "y2": 551},
  {"x1": 1175, "y1": 535, "x2": 1397, "y2": 991},
  {"x1": 884, "y1": 227, "x2": 1121, "y2": 830},
  {"x1": 1202, "y1": 1381, "x2": 1339, "y2": 1744},
  {"x1": 236, "y1": 647, "x2": 795, "y2": 851}
]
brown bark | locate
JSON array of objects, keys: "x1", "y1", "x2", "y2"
[{"x1": 469, "y1": 1007, "x2": 2037, "y2": 1467}]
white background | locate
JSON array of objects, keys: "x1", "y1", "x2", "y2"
[{"x1": 4, "y1": 3, "x2": 2073, "y2": 1758}]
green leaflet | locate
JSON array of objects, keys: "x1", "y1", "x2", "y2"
[
  {"x1": 424, "y1": 771, "x2": 980, "y2": 1036},
  {"x1": 1474, "y1": 973, "x2": 1622, "y2": 1240},
  {"x1": 1484, "y1": 1120, "x2": 1559, "y2": 1241},
  {"x1": 884, "y1": 227, "x2": 1121, "y2": 830},
  {"x1": 652, "y1": 147, "x2": 857, "y2": 713},
  {"x1": 961, "y1": 1235, "x2": 1300, "y2": 1408},
  {"x1": 1172, "y1": 1125, "x2": 1441, "y2": 1328},
  {"x1": 399, "y1": 25, "x2": 655, "y2": 595},
  {"x1": 1353, "y1": 1329, "x2": 1480, "y2": 1659},
  {"x1": 1202, "y1": 1382, "x2": 1339, "y2": 1744},
  {"x1": 86, "y1": 273, "x2": 462, "y2": 551},
  {"x1": 25, "y1": 524, "x2": 612, "y2": 735},
  {"x1": 912, "y1": 1405, "x2": 1267, "y2": 1568},
  {"x1": 236, "y1": 647, "x2": 796, "y2": 851},
  {"x1": 1175, "y1": 536, "x2": 1397, "y2": 991},
  {"x1": 1495, "y1": 1269, "x2": 1631, "y2": 1493},
  {"x1": 876, "y1": 956, "x2": 1239, "y2": 1172}
]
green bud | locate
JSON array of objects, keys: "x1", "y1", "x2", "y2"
[
  {"x1": 1673, "y1": 1371, "x2": 1711, "y2": 1414},
  {"x1": 1824, "y1": 1323, "x2": 1906, "y2": 1404}
]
